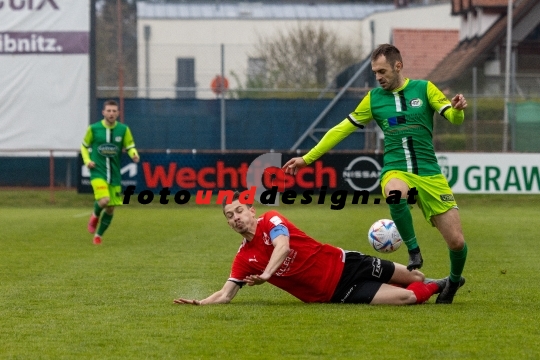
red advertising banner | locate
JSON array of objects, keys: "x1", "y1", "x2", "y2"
[{"x1": 78, "y1": 152, "x2": 384, "y2": 196}]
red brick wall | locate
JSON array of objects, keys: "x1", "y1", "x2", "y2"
[{"x1": 393, "y1": 29, "x2": 459, "y2": 80}]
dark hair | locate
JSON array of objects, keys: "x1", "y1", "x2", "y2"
[
  {"x1": 371, "y1": 44, "x2": 403, "y2": 67},
  {"x1": 222, "y1": 191, "x2": 253, "y2": 211},
  {"x1": 103, "y1": 99, "x2": 119, "y2": 109}
]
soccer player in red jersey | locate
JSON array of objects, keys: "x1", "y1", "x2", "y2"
[{"x1": 174, "y1": 192, "x2": 462, "y2": 306}]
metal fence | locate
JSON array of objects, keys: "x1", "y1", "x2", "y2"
[
  {"x1": 99, "y1": 42, "x2": 361, "y2": 100},
  {"x1": 434, "y1": 97, "x2": 540, "y2": 153},
  {"x1": 90, "y1": 95, "x2": 540, "y2": 154},
  {"x1": 96, "y1": 39, "x2": 540, "y2": 154}
]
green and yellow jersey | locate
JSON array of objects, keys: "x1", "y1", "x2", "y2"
[
  {"x1": 81, "y1": 120, "x2": 138, "y2": 185},
  {"x1": 303, "y1": 79, "x2": 464, "y2": 177}
]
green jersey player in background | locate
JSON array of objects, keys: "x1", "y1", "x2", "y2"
[
  {"x1": 81, "y1": 100, "x2": 139, "y2": 245},
  {"x1": 284, "y1": 44, "x2": 468, "y2": 304}
]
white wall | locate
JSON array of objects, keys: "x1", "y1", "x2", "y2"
[
  {"x1": 460, "y1": 8, "x2": 499, "y2": 41},
  {"x1": 138, "y1": 3, "x2": 461, "y2": 99},
  {"x1": 137, "y1": 18, "x2": 364, "y2": 99}
]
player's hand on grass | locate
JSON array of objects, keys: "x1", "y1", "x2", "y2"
[
  {"x1": 243, "y1": 274, "x2": 270, "y2": 286},
  {"x1": 173, "y1": 298, "x2": 201, "y2": 305},
  {"x1": 451, "y1": 94, "x2": 467, "y2": 110},
  {"x1": 282, "y1": 157, "x2": 307, "y2": 175},
  {"x1": 87, "y1": 161, "x2": 96, "y2": 169}
]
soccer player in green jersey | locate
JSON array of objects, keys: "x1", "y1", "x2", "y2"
[
  {"x1": 283, "y1": 44, "x2": 468, "y2": 304},
  {"x1": 81, "y1": 100, "x2": 139, "y2": 245}
]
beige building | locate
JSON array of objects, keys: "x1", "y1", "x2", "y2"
[{"x1": 137, "y1": 2, "x2": 460, "y2": 99}]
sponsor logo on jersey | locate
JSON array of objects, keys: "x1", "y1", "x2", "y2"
[
  {"x1": 387, "y1": 115, "x2": 406, "y2": 126},
  {"x1": 269, "y1": 215, "x2": 283, "y2": 226},
  {"x1": 437, "y1": 97, "x2": 449, "y2": 104},
  {"x1": 372, "y1": 257, "x2": 382, "y2": 278},
  {"x1": 262, "y1": 232, "x2": 272, "y2": 245},
  {"x1": 440, "y1": 194, "x2": 455, "y2": 202},
  {"x1": 409, "y1": 98, "x2": 423, "y2": 107},
  {"x1": 341, "y1": 284, "x2": 357, "y2": 303},
  {"x1": 275, "y1": 249, "x2": 297, "y2": 276},
  {"x1": 97, "y1": 143, "x2": 119, "y2": 157},
  {"x1": 342, "y1": 156, "x2": 381, "y2": 192}
]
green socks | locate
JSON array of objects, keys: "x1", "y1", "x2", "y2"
[
  {"x1": 96, "y1": 212, "x2": 113, "y2": 237},
  {"x1": 389, "y1": 197, "x2": 467, "y2": 282},
  {"x1": 93, "y1": 201, "x2": 104, "y2": 217},
  {"x1": 449, "y1": 242, "x2": 468, "y2": 283},
  {"x1": 389, "y1": 199, "x2": 419, "y2": 251}
]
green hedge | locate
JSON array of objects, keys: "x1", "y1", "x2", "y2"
[
  {"x1": 464, "y1": 98, "x2": 504, "y2": 121},
  {"x1": 434, "y1": 134, "x2": 466, "y2": 151},
  {"x1": 434, "y1": 133, "x2": 503, "y2": 152}
]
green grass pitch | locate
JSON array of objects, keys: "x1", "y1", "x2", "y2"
[{"x1": 1, "y1": 190, "x2": 539, "y2": 359}]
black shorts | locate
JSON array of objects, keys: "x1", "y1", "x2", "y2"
[{"x1": 330, "y1": 251, "x2": 395, "y2": 304}]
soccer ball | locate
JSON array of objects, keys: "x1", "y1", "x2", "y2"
[{"x1": 368, "y1": 219, "x2": 403, "y2": 253}]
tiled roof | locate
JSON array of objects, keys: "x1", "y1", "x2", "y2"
[
  {"x1": 430, "y1": 0, "x2": 537, "y2": 86},
  {"x1": 393, "y1": 29, "x2": 459, "y2": 80},
  {"x1": 453, "y1": 0, "x2": 515, "y2": 14}
]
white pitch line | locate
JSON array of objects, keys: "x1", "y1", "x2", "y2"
[{"x1": 73, "y1": 212, "x2": 90, "y2": 218}]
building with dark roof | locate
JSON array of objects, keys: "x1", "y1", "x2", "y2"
[{"x1": 428, "y1": 0, "x2": 540, "y2": 95}]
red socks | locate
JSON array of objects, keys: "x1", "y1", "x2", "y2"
[{"x1": 406, "y1": 282, "x2": 438, "y2": 304}]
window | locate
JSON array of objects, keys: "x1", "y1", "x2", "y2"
[{"x1": 176, "y1": 58, "x2": 195, "y2": 99}]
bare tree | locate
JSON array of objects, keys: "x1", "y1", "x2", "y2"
[
  {"x1": 96, "y1": 0, "x2": 138, "y2": 99},
  {"x1": 233, "y1": 24, "x2": 359, "y2": 98}
]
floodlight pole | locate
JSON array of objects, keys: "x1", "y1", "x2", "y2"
[
  {"x1": 90, "y1": 0, "x2": 96, "y2": 124},
  {"x1": 220, "y1": 44, "x2": 226, "y2": 151},
  {"x1": 502, "y1": 0, "x2": 513, "y2": 152},
  {"x1": 144, "y1": 25, "x2": 151, "y2": 98},
  {"x1": 472, "y1": 67, "x2": 477, "y2": 151}
]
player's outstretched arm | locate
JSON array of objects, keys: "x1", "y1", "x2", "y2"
[
  {"x1": 427, "y1": 82, "x2": 465, "y2": 125},
  {"x1": 282, "y1": 157, "x2": 307, "y2": 175},
  {"x1": 284, "y1": 119, "x2": 359, "y2": 174},
  {"x1": 173, "y1": 280, "x2": 240, "y2": 305},
  {"x1": 244, "y1": 235, "x2": 290, "y2": 286},
  {"x1": 444, "y1": 94, "x2": 466, "y2": 125}
]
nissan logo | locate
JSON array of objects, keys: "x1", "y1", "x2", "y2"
[{"x1": 342, "y1": 156, "x2": 381, "y2": 192}]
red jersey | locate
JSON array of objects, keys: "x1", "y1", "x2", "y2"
[{"x1": 228, "y1": 210, "x2": 345, "y2": 303}]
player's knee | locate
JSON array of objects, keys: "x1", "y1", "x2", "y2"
[
  {"x1": 98, "y1": 197, "x2": 110, "y2": 208},
  {"x1": 447, "y1": 235, "x2": 465, "y2": 251},
  {"x1": 384, "y1": 179, "x2": 409, "y2": 197},
  {"x1": 410, "y1": 270, "x2": 425, "y2": 283},
  {"x1": 401, "y1": 290, "x2": 417, "y2": 305}
]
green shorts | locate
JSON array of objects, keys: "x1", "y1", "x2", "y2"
[
  {"x1": 90, "y1": 178, "x2": 123, "y2": 206},
  {"x1": 381, "y1": 170, "x2": 458, "y2": 225}
]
